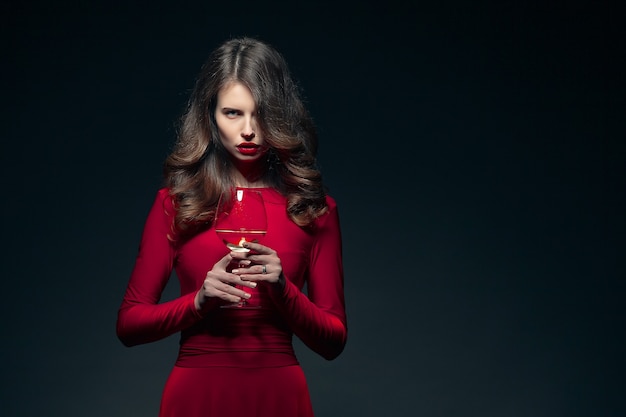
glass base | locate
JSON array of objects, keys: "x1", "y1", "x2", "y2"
[
  {"x1": 220, "y1": 300, "x2": 262, "y2": 309},
  {"x1": 226, "y1": 243, "x2": 250, "y2": 253}
]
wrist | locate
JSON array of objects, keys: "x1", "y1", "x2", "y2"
[
  {"x1": 194, "y1": 290, "x2": 203, "y2": 311},
  {"x1": 276, "y1": 273, "x2": 286, "y2": 291},
  {"x1": 194, "y1": 290, "x2": 222, "y2": 314}
]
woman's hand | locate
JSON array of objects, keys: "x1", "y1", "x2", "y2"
[
  {"x1": 194, "y1": 253, "x2": 258, "y2": 311},
  {"x1": 230, "y1": 241, "x2": 285, "y2": 289}
]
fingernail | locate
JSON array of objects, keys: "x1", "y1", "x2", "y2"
[
  {"x1": 244, "y1": 293, "x2": 251, "y2": 299},
  {"x1": 250, "y1": 282, "x2": 257, "y2": 288},
  {"x1": 232, "y1": 269, "x2": 239, "y2": 274}
]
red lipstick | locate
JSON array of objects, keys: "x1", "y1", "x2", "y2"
[{"x1": 236, "y1": 143, "x2": 260, "y2": 156}]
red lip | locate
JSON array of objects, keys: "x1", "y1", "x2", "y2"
[{"x1": 236, "y1": 143, "x2": 260, "y2": 156}]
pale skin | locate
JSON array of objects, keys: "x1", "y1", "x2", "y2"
[{"x1": 194, "y1": 82, "x2": 286, "y2": 311}]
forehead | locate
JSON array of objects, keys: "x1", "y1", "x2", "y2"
[{"x1": 217, "y1": 82, "x2": 256, "y2": 108}]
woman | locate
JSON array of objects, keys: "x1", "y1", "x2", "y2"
[{"x1": 116, "y1": 37, "x2": 347, "y2": 417}]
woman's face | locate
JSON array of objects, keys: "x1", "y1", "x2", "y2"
[{"x1": 215, "y1": 81, "x2": 266, "y2": 163}]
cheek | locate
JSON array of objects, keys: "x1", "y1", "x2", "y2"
[
  {"x1": 217, "y1": 124, "x2": 236, "y2": 144},
  {"x1": 216, "y1": 129, "x2": 235, "y2": 156},
  {"x1": 217, "y1": 129, "x2": 227, "y2": 144},
  {"x1": 216, "y1": 115, "x2": 235, "y2": 139}
]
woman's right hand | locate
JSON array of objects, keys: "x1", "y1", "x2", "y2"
[{"x1": 194, "y1": 253, "x2": 257, "y2": 311}]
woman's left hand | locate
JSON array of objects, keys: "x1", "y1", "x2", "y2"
[{"x1": 229, "y1": 241, "x2": 285, "y2": 288}]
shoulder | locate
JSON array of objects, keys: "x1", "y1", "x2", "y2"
[
  {"x1": 151, "y1": 187, "x2": 176, "y2": 217},
  {"x1": 155, "y1": 187, "x2": 173, "y2": 204},
  {"x1": 324, "y1": 194, "x2": 338, "y2": 211},
  {"x1": 312, "y1": 193, "x2": 340, "y2": 229},
  {"x1": 156, "y1": 187, "x2": 171, "y2": 200}
]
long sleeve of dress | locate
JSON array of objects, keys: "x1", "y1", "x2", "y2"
[
  {"x1": 268, "y1": 201, "x2": 348, "y2": 360},
  {"x1": 116, "y1": 189, "x2": 202, "y2": 347}
]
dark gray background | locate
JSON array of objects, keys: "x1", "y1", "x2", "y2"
[{"x1": 1, "y1": 1, "x2": 624, "y2": 416}]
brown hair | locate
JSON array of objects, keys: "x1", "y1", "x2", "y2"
[{"x1": 163, "y1": 37, "x2": 327, "y2": 238}]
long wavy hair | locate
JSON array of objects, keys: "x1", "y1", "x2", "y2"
[{"x1": 163, "y1": 37, "x2": 328, "y2": 238}]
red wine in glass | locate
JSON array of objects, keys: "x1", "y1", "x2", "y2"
[{"x1": 215, "y1": 188, "x2": 267, "y2": 308}]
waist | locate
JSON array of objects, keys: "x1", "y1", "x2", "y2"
[
  {"x1": 176, "y1": 308, "x2": 296, "y2": 368},
  {"x1": 175, "y1": 347, "x2": 298, "y2": 368}
]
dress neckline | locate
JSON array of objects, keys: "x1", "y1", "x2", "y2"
[{"x1": 234, "y1": 186, "x2": 273, "y2": 190}]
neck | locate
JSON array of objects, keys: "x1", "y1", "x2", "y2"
[{"x1": 232, "y1": 161, "x2": 268, "y2": 188}]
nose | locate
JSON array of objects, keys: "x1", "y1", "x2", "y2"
[{"x1": 241, "y1": 117, "x2": 256, "y2": 140}]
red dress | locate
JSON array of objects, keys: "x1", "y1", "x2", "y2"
[{"x1": 116, "y1": 188, "x2": 347, "y2": 417}]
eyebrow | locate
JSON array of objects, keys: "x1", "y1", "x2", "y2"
[{"x1": 219, "y1": 106, "x2": 257, "y2": 114}]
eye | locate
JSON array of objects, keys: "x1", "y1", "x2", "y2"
[{"x1": 222, "y1": 108, "x2": 241, "y2": 118}]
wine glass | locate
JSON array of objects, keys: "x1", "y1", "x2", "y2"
[{"x1": 214, "y1": 188, "x2": 267, "y2": 308}]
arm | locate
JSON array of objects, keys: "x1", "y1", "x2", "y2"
[
  {"x1": 268, "y1": 202, "x2": 348, "y2": 360},
  {"x1": 116, "y1": 189, "x2": 203, "y2": 347}
]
